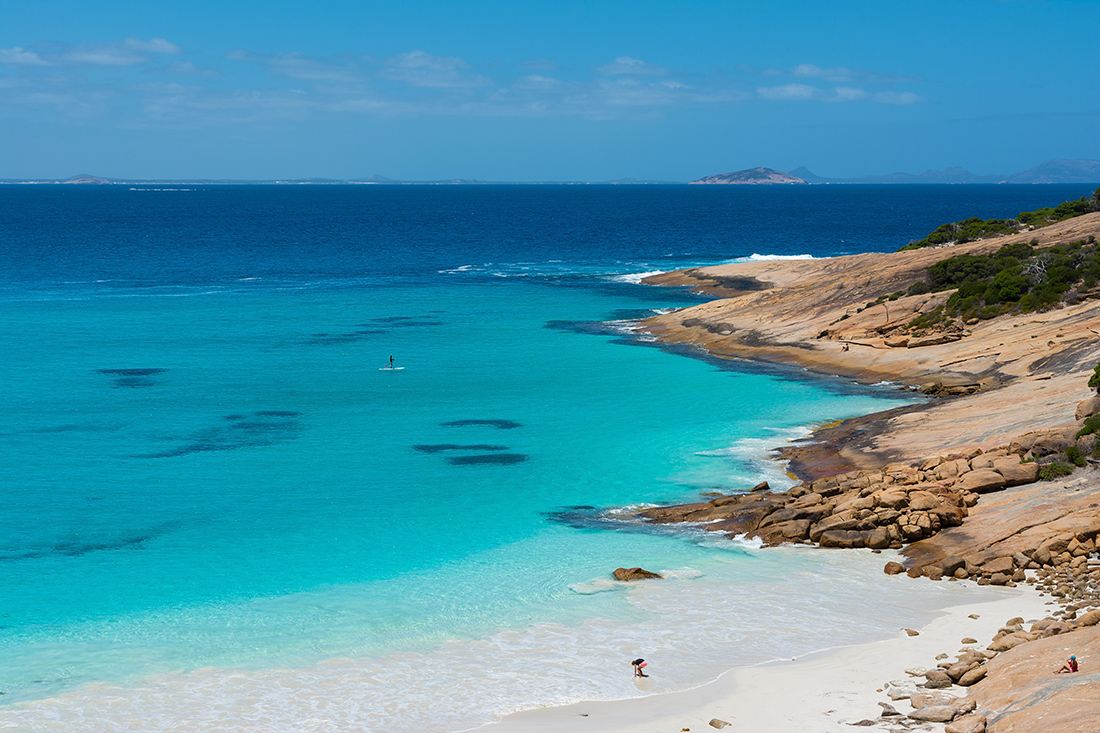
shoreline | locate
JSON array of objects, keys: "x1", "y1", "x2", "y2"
[
  {"x1": 484, "y1": 216, "x2": 1100, "y2": 731},
  {"x1": 485, "y1": 583, "x2": 1052, "y2": 732}
]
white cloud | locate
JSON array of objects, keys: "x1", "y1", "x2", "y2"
[
  {"x1": 783, "y1": 63, "x2": 921, "y2": 85},
  {"x1": 124, "y1": 38, "x2": 182, "y2": 54},
  {"x1": 64, "y1": 48, "x2": 146, "y2": 66},
  {"x1": 596, "y1": 56, "x2": 669, "y2": 76},
  {"x1": 166, "y1": 61, "x2": 220, "y2": 77},
  {"x1": 873, "y1": 91, "x2": 925, "y2": 104},
  {"x1": 513, "y1": 74, "x2": 563, "y2": 91},
  {"x1": 831, "y1": 86, "x2": 867, "y2": 102},
  {"x1": 0, "y1": 47, "x2": 50, "y2": 66},
  {"x1": 757, "y1": 83, "x2": 817, "y2": 100},
  {"x1": 380, "y1": 50, "x2": 490, "y2": 88}
]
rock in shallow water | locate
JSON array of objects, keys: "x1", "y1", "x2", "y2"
[{"x1": 613, "y1": 567, "x2": 662, "y2": 581}]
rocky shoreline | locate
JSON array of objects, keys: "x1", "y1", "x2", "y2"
[{"x1": 627, "y1": 214, "x2": 1100, "y2": 731}]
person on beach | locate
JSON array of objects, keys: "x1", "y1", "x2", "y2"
[
  {"x1": 1055, "y1": 655, "x2": 1078, "y2": 673},
  {"x1": 631, "y1": 658, "x2": 648, "y2": 678}
]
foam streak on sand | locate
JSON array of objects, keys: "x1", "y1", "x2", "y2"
[{"x1": 488, "y1": 586, "x2": 1052, "y2": 733}]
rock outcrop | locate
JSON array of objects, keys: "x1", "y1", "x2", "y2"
[{"x1": 613, "y1": 567, "x2": 662, "y2": 581}]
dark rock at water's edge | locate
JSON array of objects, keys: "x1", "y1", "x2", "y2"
[{"x1": 613, "y1": 567, "x2": 663, "y2": 581}]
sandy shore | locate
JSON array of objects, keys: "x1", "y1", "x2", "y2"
[{"x1": 485, "y1": 584, "x2": 1052, "y2": 732}]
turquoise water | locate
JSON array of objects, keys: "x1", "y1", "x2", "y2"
[
  {"x1": 2, "y1": 185, "x2": 1080, "y2": 730},
  {"x1": 1, "y1": 279, "x2": 911, "y2": 698}
]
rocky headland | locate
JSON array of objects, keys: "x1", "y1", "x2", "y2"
[{"x1": 631, "y1": 211, "x2": 1100, "y2": 731}]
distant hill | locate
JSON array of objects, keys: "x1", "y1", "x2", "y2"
[
  {"x1": 690, "y1": 167, "x2": 807, "y2": 185},
  {"x1": 61, "y1": 175, "x2": 113, "y2": 185},
  {"x1": 1006, "y1": 159, "x2": 1100, "y2": 184},
  {"x1": 787, "y1": 159, "x2": 1100, "y2": 185}
]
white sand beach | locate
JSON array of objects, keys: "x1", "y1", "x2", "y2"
[{"x1": 484, "y1": 584, "x2": 1052, "y2": 732}]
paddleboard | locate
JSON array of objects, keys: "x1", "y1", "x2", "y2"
[{"x1": 379, "y1": 366, "x2": 405, "y2": 371}]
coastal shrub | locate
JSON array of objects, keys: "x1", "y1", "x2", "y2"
[
  {"x1": 1065, "y1": 446, "x2": 1087, "y2": 468},
  {"x1": 1077, "y1": 414, "x2": 1100, "y2": 438},
  {"x1": 901, "y1": 188, "x2": 1100, "y2": 251},
  {"x1": 905, "y1": 237, "x2": 1100, "y2": 329},
  {"x1": 907, "y1": 280, "x2": 931, "y2": 296},
  {"x1": 1038, "y1": 461, "x2": 1075, "y2": 480},
  {"x1": 1090, "y1": 361, "x2": 1100, "y2": 395}
]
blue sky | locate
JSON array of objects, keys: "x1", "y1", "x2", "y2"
[{"x1": 2, "y1": 0, "x2": 1098, "y2": 180}]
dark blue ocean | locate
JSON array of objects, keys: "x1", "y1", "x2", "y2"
[{"x1": 0, "y1": 184, "x2": 1087, "y2": 730}]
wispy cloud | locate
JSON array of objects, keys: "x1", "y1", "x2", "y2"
[
  {"x1": 381, "y1": 51, "x2": 491, "y2": 88},
  {"x1": 873, "y1": 90, "x2": 925, "y2": 105},
  {"x1": 595, "y1": 56, "x2": 669, "y2": 76},
  {"x1": 0, "y1": 40, "x2": 929, "y2": 129},
  {"x1": 782, "y1": 63, "x2": 921, "y2": 84},
  {"x1": 0, "y1": 47, "x2": 51, "y2": 66},
  {"x1": 0, "y1": 38, "x2": 182, "y2": 68}
]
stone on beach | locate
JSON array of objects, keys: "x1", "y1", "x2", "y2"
[
  {"x1": 945, "y1": 713, "x2": 987, "y2": 733},
  {"x1": 908, "y1": 705, "x2": 958, "y2": 722}
]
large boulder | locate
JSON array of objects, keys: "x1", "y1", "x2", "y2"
[
  {"x1": 941, "y1": 555, "x2": 967, "y2": 576},
  {"x1": 982, "y1": 556, "x2": 1015, "y2": 575},
  {"x1": 907, "y1": 491, "x2": 941, "y2": 511},
  {"x1": 819, "y1": 529, "x2": 865, "y2": 548},
  {"x1": 956, "y1": 469, "x2": 1007, "y2": 494},
  {"x1": 1076, "y1": 609, "x2": 1100, "y2": 627},
  {"x1": 987, "y1": 631, "x2": 1031, "y2": 653},
  {"x1": 1076, "y1": 395, "x2": 1100, "y2": 420},
  {"x1": 1009, "y1": 427, "x2": 1077, "y2": 457},
  {"x1": 613, "y1": 567, "x2": 662, "y2": 581},
  {"x1": 946, "y1": 714, "x2": 987, "y2": 733},
  {"x1": 909, "y1": 706, "x2": 958, "y2": 722},
  {"x1": 991, "y1": 456, "x2": 1040, "y2": 486},
  {"x1": 924, "y1": 669, "x2": 952, "y2": 689},
  {"x1": 957, "y1": 666, "x2": 987, "y2": 686}
]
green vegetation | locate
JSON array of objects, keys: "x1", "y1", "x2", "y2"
[
  {"x1": 1077, "y1": 414, "x2": 1100, "y2": 440},
  {"x1": 903, "y1": 237, "x2": 1100, "y2": 328},
  {"x1": 1090, "y1": 359, "x2": 1100, "y2": 395},
  {"x1": 1065, "y1": 445, "x2": 1087, "y2": 467},
  {"x1": 901, "y1": 188, "x2": 1100, "y2": 250},
  {"x1": 1038, "y1": 461, "x2": 1075, "y2": 480}
]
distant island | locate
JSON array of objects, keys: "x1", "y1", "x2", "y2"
[
  {"x1": 689, "y1": 167, "x2": 807, "y2": 185},
  {"x1": 692, "y1": 158, "x2": 1100, "y2": 186},
  {"x1": 4, "y1": 158, "x2": 1099, "y2": 186}
]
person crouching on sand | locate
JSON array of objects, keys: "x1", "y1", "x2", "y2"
[
  {"x1": 631, "y1": 658, "x2": 648, "y2": 677},
  {"x1": 1055, "y1": 655, "x2": 1078, "y2": 673}
]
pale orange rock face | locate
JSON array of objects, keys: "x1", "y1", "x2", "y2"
[
  {"x1": 970, "y1": 625, "x2": 1100, "y2": 733},
  {"x1": 642, "y1": 212, "x2": 1100, "y2": 467}
]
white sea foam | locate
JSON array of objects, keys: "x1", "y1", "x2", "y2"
[
  {"x1": 0, "y1": 550, "x2": 1013, "y2": 732},
  {"x1": 739, "y1": 253, "x2": 815, "y2": 262},
  {"x1": 689, "y1": 424, "x2": 813, "y2": 493},
  {"x1": 608, "y1": 270, "x2": 665, "y2": 284}
]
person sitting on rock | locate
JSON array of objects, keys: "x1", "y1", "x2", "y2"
[{"x1": 1055, "y1": 655, "x2": 1078, "y2": 674}]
